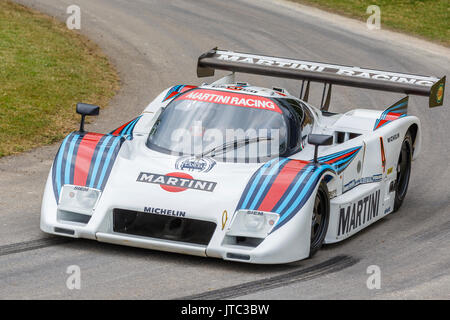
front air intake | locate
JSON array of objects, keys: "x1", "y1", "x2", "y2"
[{"x1": 112, "y1": 209, "x2": 216, "y2": 246}]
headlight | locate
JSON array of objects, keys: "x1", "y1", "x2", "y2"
[
  {"x1": 226, "y1": 210, "x2": 279, "y2": 238},
  {"x1": 58, "y1": 185, "x2": 101, "y2": 215}
]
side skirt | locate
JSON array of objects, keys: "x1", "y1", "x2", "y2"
[{"x1": 324, "y1": 181, "x2": 394, "y2": 243}]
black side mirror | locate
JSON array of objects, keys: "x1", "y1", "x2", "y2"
[
  {"x1": 76, "y1": 103, "x2": 100, "y2": 132},
  {"x1": 308, "y1": 134, "x2": 333, "y2": 163}
]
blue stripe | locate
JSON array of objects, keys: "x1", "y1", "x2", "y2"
[
  {"x1": 332, "y1": 153, "x2": 357, "y2": 167},
  {"x1": 119, "y1": 121, "x2": 134, "y2": 136},
  {"x1": 241, "y1": 159, "x2": 277, "y2": 209},
  {"x1": 272, "y1": 166, "x2": 314, "y2": 214},
  {"x1": 92, "y1": 137, "x2": 116, "y2": 188},
  {"x1": 388, "y1": 101, "x2": 407, "y2": 111},
  {"x1": 249, "y1": 158, "x2": 289, "y2": 210},
  {"x1": 163, "y1": 85, "x2": 183, "y2": 101},
  {"x1": 318, "y1": 147, "x2": 359, "y2": 162},
  {"x1": 124, "y1": 119, "x2": 137, "y2": 136},
  {"x1": 381, "y1": 101, "x2": 407, "y2": 120},
  {"x1": 55, "y1": 134, "x2": 72, "y2": 197},
  {"x1": 124, "y1": 116, "x2": 141, "y2": 137},
  {"x1": 276, "y1": 164, "x2": 334, "y2": 228},
  {"x1": 95, "y1": 136, "x2": 121, "y2": 190},
  {"x1": 274, "y1": 165, "x2": 314, "y2": 214},
  {"x1": 64, "y1": 134, "x2": 80, "y2": 185},
  {"x1": 88, "y1": 135, "x2": 113, "y2": 188}
]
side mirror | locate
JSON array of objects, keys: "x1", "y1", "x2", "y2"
[
  {"x1": 308, "y1": 134, "x2": 333, "y2": 163},
  {"x1": 76, "y1": 103, "x2": 100, "y2": 132}
]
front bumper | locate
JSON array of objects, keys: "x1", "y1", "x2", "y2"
[{"x1": 41, "y1": 176, "x2": 313, "y2": 264}]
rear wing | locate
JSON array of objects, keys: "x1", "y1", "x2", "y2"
[{"x1": 197, "y1": 48, "x2": 446, "y2": 109}]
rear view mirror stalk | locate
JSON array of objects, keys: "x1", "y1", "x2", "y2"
[
  {"x1": 308, "y1": 134, "x2": 333, "y2": 163},
  {"x1": 76, "y1": 103, "x2": 100, "y2": 132}
]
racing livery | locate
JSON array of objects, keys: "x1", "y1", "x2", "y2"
[{"x1": 41, "y1": 49, "x2": 446, "y2": 263}]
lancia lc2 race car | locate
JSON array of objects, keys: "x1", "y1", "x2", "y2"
[{"x1": 40, "y1": 49, "x2": 446, "y2": 264}]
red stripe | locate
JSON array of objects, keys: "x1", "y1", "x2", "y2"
[
  {"x1": 73, "y1": 133, "x2": 103, "y2": 186},
  {"x1": 112, "y1": 120, "x2": 132, "y2": 136},
  {"x1": 180, "y1": 85, "x2": 197, "y2": 93},
  {"x1": 385, "y1": 113, "x2": 402, "y2": 121},
  {"x1": 257, "y1": 160, "x2": 308, "y2": 212},
  {"x1": 375, "y1": 119, "x2": 388, "y2": 130},
  {"x1": 164, "y1": 92, "x2": 179, "y2": 101},
  {"x1": 325, "y1": 149, "x2": 357, "y2": 164}
]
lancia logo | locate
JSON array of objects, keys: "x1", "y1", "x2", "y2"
[{"x1": 175, "y1": 156, "x2": 216, "y2": 173}]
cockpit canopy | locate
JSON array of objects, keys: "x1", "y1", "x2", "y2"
[{"x1": 147, "y1": 88, "x2": 314, "y2": 162}]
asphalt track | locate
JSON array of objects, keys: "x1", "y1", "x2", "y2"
[{"x1": 0, "y1": 0, "x2": 449, "y2": 299}]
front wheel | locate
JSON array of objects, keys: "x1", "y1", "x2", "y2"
[
  {"x1": 309, "y1": 181, "x2": 330, "y2": 257},
  {"x1": 393, "y1": 132, "x2": 413, "y2": 212}
]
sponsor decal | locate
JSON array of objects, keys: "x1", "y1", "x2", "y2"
[
  {"x1": 175, "y1": 156, "x2": 216, "y2": 173},
  {"x1": 222, "y1": 210, "x2": 228, "y2": 230},
  {"x1": 384, "y1": 207, "x2": 391, "y2": 214},
  {"x1": 178, "y1": 89, "x2": 282, "y2": 113},
  {"x1": 137, "y1": 172, "x2": 217, "y2": 193},
  {"x1": 143, "y1": 206, "x2": 186, "y2": 217},
  {"x1": 247, "y1": 210, "x2": 264, "y2": 215},
  {"x1": 210, "y1": 84, "x2": 258, "y2": 94},
  {"x1": 387, "y1": 167, "x2": 393, "y2": 175},
  {"x1": 338, "y1": 189, "x2": 380, "y2": 236},
  {"x1": 216, "y1": 52, "x2": 437, "y2": 87},
  {"x1": 74, "y1": 186, "x2": 89, "y2": 192},
  {"x1": 387, "y1": 133, "x2": 400, "y2": 143},
  {"x1": 437, "y1": 83, "x2": 444, "y2": 104},
  {"x1": 343, "y1": 174, "x2": 383, "y2": 192},
  {"x1": 380, "y1": 137, "x2": 386, "y2": 173}
]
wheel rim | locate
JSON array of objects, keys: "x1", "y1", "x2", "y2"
[
  {"x1": 311, "y1": 188, "x2": 328, "y2": 247},
  {"x1": 396, "y1": 139, "x2": 411, "y2": 200}
]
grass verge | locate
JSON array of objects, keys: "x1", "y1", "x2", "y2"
[
  {"x1": 288, "y1": 0, "x2": 449, "y2": 46},
  {"x1": 0, "y1": 0, "x2": 119, "y2": 157}
]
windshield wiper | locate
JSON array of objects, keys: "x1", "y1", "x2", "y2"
[{"x1": 200, "y1": 137, "x2": 272, "y2": 158}]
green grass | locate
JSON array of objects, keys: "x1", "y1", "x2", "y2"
[
  {"x1": 289, "y1": 0, "x2": 449, "y2": 46},
  {"x1": 0, "y1": 0, "x2": 119, "y2": 157}
]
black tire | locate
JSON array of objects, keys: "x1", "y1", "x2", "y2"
[
  {"x1": 393, "y1": 132, "x2": 413, "y2": 212},
  {"x1": 309, "y1": 181, "x2": 330, "y2": 257}
]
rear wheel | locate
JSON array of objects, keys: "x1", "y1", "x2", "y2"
[
  {"x1": 309, "y1": 181, "x2": 330, "y2": 257},
  {"x1": 393, "y1": 132, "x2": 413, "y2": 212}
]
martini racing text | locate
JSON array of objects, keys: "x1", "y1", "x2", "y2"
[
  {"x1": 216, "y1": 52, "x2": 437, "y2": 87},
  {"x1": 137, "y1": 172, "x2": 217, "y2": 192},
  {"x1": 338, "y1": 189, "x2": 381, "y2": 236}
]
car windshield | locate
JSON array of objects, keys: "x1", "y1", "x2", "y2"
[{"x1": 146, "y1": 89, "x2": 289, "y2": 162}]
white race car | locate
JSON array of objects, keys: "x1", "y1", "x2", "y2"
[{"x1": 41, "y1": 49, "x2": 446, "y2": 264}]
